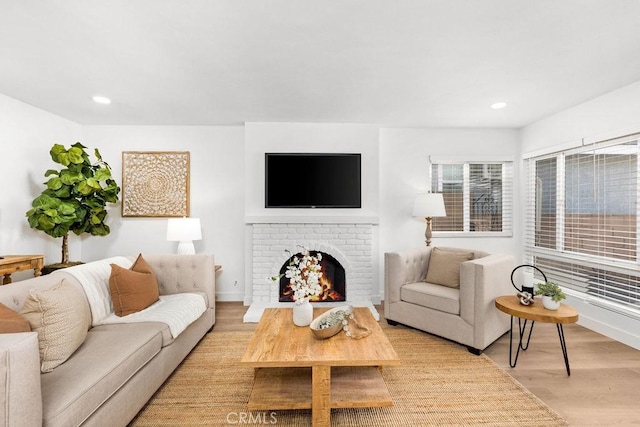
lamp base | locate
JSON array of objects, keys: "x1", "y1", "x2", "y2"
[
  {"x1": 176, "y1": 241, "x2": 195, "y2": 255},
  {"x1": 424, "y1": 217, "x2": 433, "y2": 246}
]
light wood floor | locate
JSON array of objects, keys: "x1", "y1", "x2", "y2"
[{"x1": 214, "y1": 302, "x2": 640, "y2": 426}]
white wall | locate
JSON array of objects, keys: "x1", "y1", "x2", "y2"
[
  {"x1": 244, "y1": 122, "x2": 380, "y2": 217},
  {"x1": 521, "y1": 80, "x2": 640, "y2": 350},
  {"x1": 5, "y1": 82, "x2": 640, "y2": 349},
  {"x1": 0, "y1": 102, "x2": 522, "y2": 302},
  {"x1": 243, "y1": 122, "x2": 381, "y2": 303},
  {"x1": 242, "y1": 123, "x2": 522, "y2": 303},
  {"x1": 1, "y1": 107, "x2": 246, "y2": 299},
  {"x1": 81, "y1": 126, "x2": 246, "y2": 301},
  {"x1": 522, "y1": 80, "x2": 640, "y2": 154},
  {"x1": 0, "y1": 94, "x2": 82, "y2": 280},
  {"x1": 379, "y1": 127, "x2": 521, "y2": 255}
]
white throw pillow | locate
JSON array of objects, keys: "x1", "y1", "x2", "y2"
[{"x1": 52, "y1": 256, "x2": 133, "y2": 325}]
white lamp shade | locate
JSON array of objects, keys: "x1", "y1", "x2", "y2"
[
  {"x1": 166, "y1": 218, "x2": 202, "y2": 241},
  {"x1": 412, "y1": 193, "x2": 447, "y2": 218}
]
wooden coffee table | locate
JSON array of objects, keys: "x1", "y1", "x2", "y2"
[{"x1": 241, "y1": 307, "x2": 400, "y2": 427}]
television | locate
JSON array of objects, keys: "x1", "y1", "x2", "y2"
[{"x1": 265, "y1": 153, "x2": 361, "y2": 208}]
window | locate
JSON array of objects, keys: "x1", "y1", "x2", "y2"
[
  {"x1": 430, "y1": 161, "x2": 513, "y2": 235},
  {"x1": 525, "y1": 134, "x2": 640, "y2": 315}
]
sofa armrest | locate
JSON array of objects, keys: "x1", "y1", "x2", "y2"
[
  {"x1": 459, "y1": 254, "x2": 515, "y2": 326},
  {"x1": 384, "y1": 247, "x2": 432, "y2": 306},
  {"x1": 0, "y1": 332, "x2": 42, "y2": 427},
  {"x1": 142, "y1": 254, "x2": 216, "y2": 310}
]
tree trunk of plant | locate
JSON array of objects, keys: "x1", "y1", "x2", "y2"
[{"x1": 61, "y1": 233, "x2": 69, "y2": 264}]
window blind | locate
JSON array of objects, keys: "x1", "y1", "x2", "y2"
[
  {"x1": 431, "y1": 161, "x2": 512, "y2": 235},
  {"x1": 525, "y1": 134, "x2": 640, "y2": 314}
]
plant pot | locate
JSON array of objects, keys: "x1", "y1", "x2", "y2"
[
  {"x1": 542, "y1": 295, "x2": 560, "y2": 310},
  {"x1": 292, "y1": 299, "x2": 313, "y2": 326},
  {"x1": 42, "y1": 261, "x2": 84, "y2": 276}
]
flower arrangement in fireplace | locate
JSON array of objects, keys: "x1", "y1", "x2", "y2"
[{"x1": 271, "y1": 247, "x2": 323, "y2": 304}]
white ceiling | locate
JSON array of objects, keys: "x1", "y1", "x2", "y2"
[{"x1": 1, "y1": 0, "x2": 640, "y2": 128}]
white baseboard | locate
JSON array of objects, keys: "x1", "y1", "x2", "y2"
[
  {"x1": 214, "y1": 292, "x2": 245, "y2": 302},
  {"x1": 577, "y1": 313, "x2": 640, "y2": 351},
  {"x1": 566, "y1": 294, "x2": 640, "y2": 351}
]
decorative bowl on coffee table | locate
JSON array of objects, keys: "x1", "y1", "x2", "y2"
[{"x1": 310, "y1": 305, "x2": 353, "y2": 339}]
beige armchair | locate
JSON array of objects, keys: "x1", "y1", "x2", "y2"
[{"x1": 384, "y1": 246, "x2": 515, "y2": 354}]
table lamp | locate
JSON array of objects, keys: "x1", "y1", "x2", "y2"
[
  {"x1": 412, "y1": 193, "x2": 446, "y2": 246},
  {"x1": 166, "y1": 218, "x2": 202, "y2": 254}
]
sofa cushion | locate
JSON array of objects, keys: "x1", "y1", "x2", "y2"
[
  {"x1": 91, "y1": 291, "x2": 207, "y2": 347},
  {"x1": 401, "y1": 282, "x2": 460, "y2": 315},
  {"x1": 425, "y1": 247, "x2": 474, "y2": 288},
  {"x1": 20, "y1": 281, "x2": 91, "y2": 373},
  {"x1": 40, "y1": 324, "x2": 162, "y2": 427},
  {"x1": 109, "y1": 254, "x2": 160, "y2": 317},
  {"x1": 0, "y1": 302, "x2": 31, "y2": 333},
  {"x1": 92, "y1": 321, "x2": 173, "y2": 347}
]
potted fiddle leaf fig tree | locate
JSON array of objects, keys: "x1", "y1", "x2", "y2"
[{"x1": 26, "y1": 143, "x2": 120, "y2": 270}]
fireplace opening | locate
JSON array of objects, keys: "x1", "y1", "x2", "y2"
[{"x1": 278, "y1": 251, "x2": 346, "y2": 302}]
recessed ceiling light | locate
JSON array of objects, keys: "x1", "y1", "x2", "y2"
[
  {"x1": 491, "y1": 102, "x2": 507, "y2": 109},
  {"x1": 92, "y1": 96, "x2": 111, "y2": 104}
]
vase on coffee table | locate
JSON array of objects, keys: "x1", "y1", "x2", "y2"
[{"x1": 293, "y1": 298, "x2": 313, "y2": 326}]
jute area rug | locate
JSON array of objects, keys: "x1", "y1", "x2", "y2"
[{"x1": 129, "y1": 328, "x2": 567, "y2": 426}]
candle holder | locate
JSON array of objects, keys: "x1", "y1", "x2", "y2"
[{"x1": 510, "y1": 264, "x2": 548, "y2": 306}]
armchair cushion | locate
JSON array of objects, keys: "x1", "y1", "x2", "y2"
[
  {"x1": 425, "y1": 247, "x2": 474, "y2": 288},
  {"x1": 401, "y1": 282, "x2": 460, "y2": 315}
]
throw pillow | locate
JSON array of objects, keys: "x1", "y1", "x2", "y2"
[
  {"x1": 425, "y1": 247, "x2": 474, "y2": 288},
  {"x1": 0, "y1": 302, "x2": 32, "y2": 333},
  {"x1": 20, "y1": 281, "x2": 91, "y2": 372},
  {"x1": 109, "y1": 254, "x2": 160, "y2": 317}
]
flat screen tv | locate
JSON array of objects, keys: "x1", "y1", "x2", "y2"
[{"x1": 265, "y1": 153, "x2": 361, "y2": 208}]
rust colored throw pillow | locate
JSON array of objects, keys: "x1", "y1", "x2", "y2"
[
  {"x1": 109, "y1": 254, "x2": 160, "y2": 317},
  {"x1": 0, "y1": 302, "x2": 32, "y2": 333},
  {"x1": 425, "y1": 247, "x2": 474, "y2": 288}
]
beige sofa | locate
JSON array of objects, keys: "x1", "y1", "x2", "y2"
[
  {"x1": 0, "y1": 254, "x2": 215, "y2": 427},
  {"x1": 384, "y1": 246, "x2": 514, "y2": 354}
]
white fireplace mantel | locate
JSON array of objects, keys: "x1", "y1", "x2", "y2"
[
  {"x1": 244, "y1": 218, "x2": 379, "y2": 322},
  {"x1": 244, "y1": 214, "x2": 379, "y2": 225}
]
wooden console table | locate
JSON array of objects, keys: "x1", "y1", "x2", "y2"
[{"x1": 0, "y1": 255, "x2": 45, "y2": 285}]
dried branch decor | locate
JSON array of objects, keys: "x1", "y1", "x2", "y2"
[{"x1": 122, "y1": 151, "x2": 190, "y2": 217}]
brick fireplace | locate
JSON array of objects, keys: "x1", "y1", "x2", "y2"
[{"x1": 244, "y1": 218, "x2": 379, "y2": 322}]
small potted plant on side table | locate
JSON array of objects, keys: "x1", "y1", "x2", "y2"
[{"x1": 535, "y1": 281, "x2": 567, "y2": 310}]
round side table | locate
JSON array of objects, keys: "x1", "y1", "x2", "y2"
[{"x1": 495, "y1": 295, "x2": 579, "y2": 375}]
